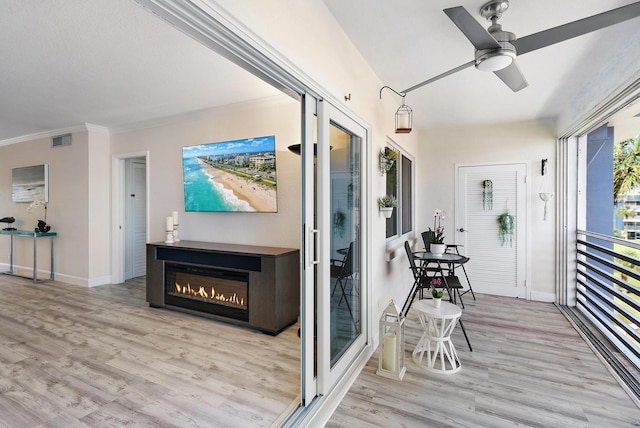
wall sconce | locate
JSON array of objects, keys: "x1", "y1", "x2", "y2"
[{"x1": 380, "y1": 86, "x2": 413, "y2": 134}]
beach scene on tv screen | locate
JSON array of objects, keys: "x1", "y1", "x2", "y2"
[{"x1": 182, "y1": 136, "x2": 277, "y2": 212}]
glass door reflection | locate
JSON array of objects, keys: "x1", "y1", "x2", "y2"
[{"x1": 328, "y1": 122, "x2": 361, "y2": 367}]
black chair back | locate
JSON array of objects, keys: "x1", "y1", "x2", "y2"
[
  {"x1": 421, "y1": 231, "x2": 432, "y2": 250},
  {"x1": 404, "y1": 241, "x2": 420, "y2": 280},
  {"x1": 339, "y1": 242, "x2": 356, "y2": 278}
]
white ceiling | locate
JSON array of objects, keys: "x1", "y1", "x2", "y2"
[
  {"x1": 323, "y1": 0, "x2": 640, "y2": 130},
  {"x1": 1, "y1": 0, "x2": 639, "y2": 143},
  {"x1": 0, "y1": 0, "x2": 280, "y2": 142}
]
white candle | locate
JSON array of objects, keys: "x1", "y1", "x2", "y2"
[
  {"x1": 397, "y1": 112, "x2": 410, "y2": 130},
  {"x1": 166, "y1": 216, "x2": 174, "y2": 231},
  {"x1": 172, "y1": 211, "x2": 179, "y2": 225},
  {"x1": 382, "y1": 332, "x2": 397, "y2": 372}
]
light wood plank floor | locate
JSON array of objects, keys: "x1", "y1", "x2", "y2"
[
  {"x1": 327, "y1": 294, "x2": 640, "y2": 428},
  {"x1": 0, "y1": 275, "x2": 300, "y2": 427}
]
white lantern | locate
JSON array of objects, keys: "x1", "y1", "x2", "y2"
[{"x1": 376, "y1": 300, "x2": 406, "y2": 380}]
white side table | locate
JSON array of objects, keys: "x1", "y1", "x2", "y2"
[{"x1": 412, "y1": 300, "x2": 462, "y2": 374}]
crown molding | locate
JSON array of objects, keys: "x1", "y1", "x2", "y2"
[{"x1": 0, "y1": 124, "x2": 92, "y2": 147}]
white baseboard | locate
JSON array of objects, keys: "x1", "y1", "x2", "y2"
[
  {"x1": 531, "y1": 290, "x2": 556, "y2": 303},
  {"x1": 0, "y1": 263, "x2": 111, "y2": 288}
]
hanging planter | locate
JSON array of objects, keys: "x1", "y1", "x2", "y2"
[
  {"x1": 333, "y1": 209, "x2": 346, "y2": 237},
  {"x1": 378, "y1": 195, "x2": 397, "y2": 218},
  {"x1": 497, "y1": 210, "x2": 515, "y2": 246},
  {"x1": 482, "y1": 180, "x2": 493, "y2": 210},
  {"x1": 379, "y1": 147, "x2": 398, "y2": 175}
]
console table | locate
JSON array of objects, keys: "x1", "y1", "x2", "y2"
[{"x1": 0, "y1": 229, "x2": 57, "y2": 283}]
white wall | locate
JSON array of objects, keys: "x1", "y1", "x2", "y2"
[
  {"x1": 212, "y1": 0, "x2": 421, "y2": 330},
  {"x1": 87, "y1": 125, "x2": 112, "y2": 285},
  {"x1": 110, "y1": 96, "x2": 304, "y2": 249},
  {"x1": 0, "y1": 129, "x2": 90, "y2": 284},
  {"x1": 420, "y1": 120, "x2": 558, "y2": 301}
]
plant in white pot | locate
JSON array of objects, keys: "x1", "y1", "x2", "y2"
[
  {"x1": 377, "y1": 195, "x2": 397, "y2": 218},
  {"x1": 428, "y1": 209, "x2": 446, "y2": 255},
  {"x1": 430, "y1": 279, "x2": 444, "y2": 308}
]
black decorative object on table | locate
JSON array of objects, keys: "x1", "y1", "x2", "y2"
[
  {"x1": 37, "y1": 220, "x2": 51, "y2": 233},
  {"x1": 0, "y1": 216, "x2": 17, "y2": 231},
  {"x1": 27, "y1": 200, "x2": 51, "y2": 233}
]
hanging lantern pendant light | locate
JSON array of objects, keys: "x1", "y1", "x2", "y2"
[
  {"x1": 395, "y1": 96, "x2": 412, "y2": 134},
  {"x1": 380, "y1": 86, "x2": 413, "y2": 134}
]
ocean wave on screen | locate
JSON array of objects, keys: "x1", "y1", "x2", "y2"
[{"x1": 210, "y1": 179, "x2": 255, "y2": 212}]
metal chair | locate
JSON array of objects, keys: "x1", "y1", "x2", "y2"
[
  {"x1": 403, "y1": 240, "x2": 472, "y2": 351},
  {"x1": 445, "y1": 244, "x2": 476, "y2": 300},
  {"x1": 422, "y1": 231, "x2": 476, "y2": 302},
  {"x1": 331, "y1": 242, "x2": 358, "y2": 327}
]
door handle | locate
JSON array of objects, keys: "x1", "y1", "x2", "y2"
[
  {"x1": 458, "y1": 228, "x2": 467, "y2": 232},
  {"x1": 310, "y1": 228, "x2": 319, "y2": 266}
]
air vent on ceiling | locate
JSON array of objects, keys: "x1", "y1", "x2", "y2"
[{"x1": 52, "y1": 133, "x2": 72, "y2": 147}]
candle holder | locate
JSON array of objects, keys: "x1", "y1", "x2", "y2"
[
  {"x1": 164, "y1": 217, "x2": 175, "y2": 244},
  {"x1": 173, "y1": 224, "x2": 180, "y2": 242},
  {"x1": 376, "y1": 300, "x2": 406, "y2": 380}
]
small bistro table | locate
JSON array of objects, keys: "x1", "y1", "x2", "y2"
[
  {"x1": 0, "y1": 229, "x2": 57, "y2": 284},
  {"x1": 412, "y1": 299, "x2": 462, "y2": 374}
]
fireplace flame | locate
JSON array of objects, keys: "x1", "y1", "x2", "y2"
[{"x1": 174, "y1": 281, "x2": 245, "y2": 307}]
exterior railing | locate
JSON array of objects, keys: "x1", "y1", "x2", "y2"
[{"x1": 576, "y1": 230, "x2": 640, "y2": 370}]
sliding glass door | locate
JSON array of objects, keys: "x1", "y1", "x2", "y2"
[{"x1": 316, "y1": 100, "x2": 366, "y2": 392}]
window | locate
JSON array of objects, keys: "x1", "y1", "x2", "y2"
[{"x1": 384, "y1": 145, "x2": 413, "y2": 239}]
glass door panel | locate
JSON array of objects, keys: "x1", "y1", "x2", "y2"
[
  {"x1": 316, "y1": 100, "x2": 366, "y2": 392},
  {"x1": 328, "y1": 121, "x2": 361, "y2": 366}
]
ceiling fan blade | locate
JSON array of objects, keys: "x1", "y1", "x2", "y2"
[
  {"x1": 402, "y1": 61, "x2": 475, "y2": 94},
  {"x1": 513, "y1": 2, "x2": 640, "y2": 55},
  {"x1": 493, "y1": 61, "x2": 529, "y2": 92},
  {"x1": 444, "y1": 6, "x2": 502, "y2": 50}
]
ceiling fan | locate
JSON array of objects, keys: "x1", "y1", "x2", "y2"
[{"x1": 402, "y1": 0, "x2": 640, "y2": 94}]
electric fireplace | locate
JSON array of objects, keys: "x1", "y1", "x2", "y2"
[
  {"x1": 165, "y1": 263, "x2": 249, "y2": 321},
  {"x1": 147, "y1": 241, "x2": 300, "y2": 335}
]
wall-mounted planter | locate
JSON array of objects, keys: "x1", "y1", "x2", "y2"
[{"x1": 380, "y1": 207, "x2": 394, "y2": 218}]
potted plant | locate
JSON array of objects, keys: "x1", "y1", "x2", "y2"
[
  {"x1": 333, "y1": 209, "x2": 346, "y2": 237},
  {"x1": 428, "y1": 209, "x2": 446, "y2": 255},
  {"x1": 379, "y1": 147, "x2": 398, "y2": 175},
  {"x1": 377, "y1": 195, "x2": 397, "y2": 218},
  {"x1": 430, "y1": 279, "x2": 443, "y2": 308},
  {"x1": 497, "y1": 210, "x2": 515, "y2": 246}
]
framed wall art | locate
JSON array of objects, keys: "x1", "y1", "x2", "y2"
[{"x1": 12, "y1": 164, "x2": 49, "y2": 203}]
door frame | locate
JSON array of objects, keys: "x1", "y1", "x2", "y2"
[
  {"x1": 316, "y1": 99, "x2": 369, "y2": 394},
  {"x1": 111, "y1": 151, "x2": 150, "y2": 284},
  {"x1": 125, "y1": 157, "x2": 147, "y2": 279},
  {"x1": 455, "y1": 161, "x2": 531, "y2": 300}
]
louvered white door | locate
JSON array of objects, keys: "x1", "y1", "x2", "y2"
[
  {"x1": 456, "y1": 163, "x2": 528, "y2": 298},
  {"x1": 132, "y1": 161, "x2": 147, "y2": 277}
]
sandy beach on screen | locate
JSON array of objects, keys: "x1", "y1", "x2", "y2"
[{"x1": 199, "y1": 160, "x2": 277, "y2": 212}]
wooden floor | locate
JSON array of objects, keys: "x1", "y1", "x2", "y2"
[
  {"x1": 0, "y1": 275, "x2": 300, "y2": 427},
  {"x1": 327, "y1": 294, "x2": 640, "y2": 428},
  {"x1": 3, "y1": 275, "x2": 639, "y2": 427}
]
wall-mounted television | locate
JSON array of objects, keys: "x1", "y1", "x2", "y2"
[{"x1": 182, "y1": 135, "x2": 278, "y2": 212}]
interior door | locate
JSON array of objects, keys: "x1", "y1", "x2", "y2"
[
  {"x1": 456, "y1": 163, "x2": 528, "y2": 298},
  {"x1": 316, "y1": 100, "x2": 366, "y2": 393},
  {"x1": 125, "y1": 157, "x2": 147, "y2": 279}
]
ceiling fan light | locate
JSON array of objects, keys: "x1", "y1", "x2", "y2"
[{"x1": 475, "y1": 50, "x2": 515, "y2": 71}]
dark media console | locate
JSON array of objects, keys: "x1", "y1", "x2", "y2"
[{"x1": 147, "y1": 241, "x2": 300, "y2": 335}]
